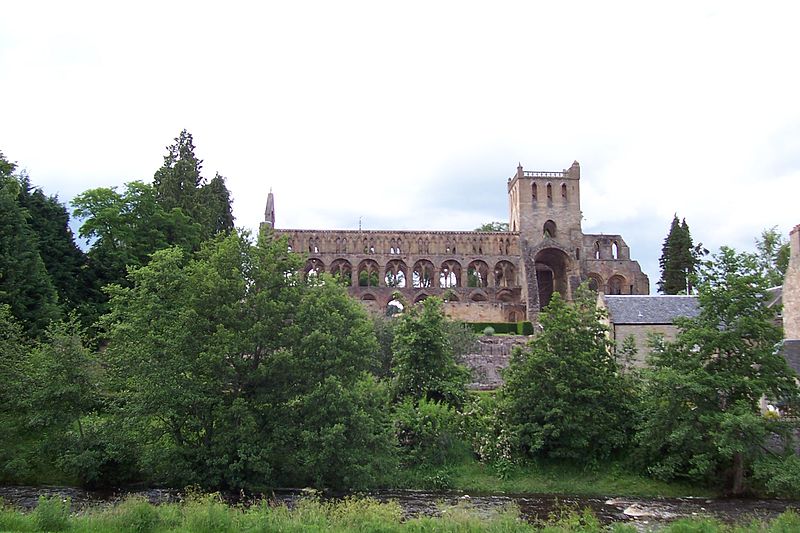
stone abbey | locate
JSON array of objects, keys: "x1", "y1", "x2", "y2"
[{"x1": 263, "y1": 161, "x2": 649, "y2": 322}]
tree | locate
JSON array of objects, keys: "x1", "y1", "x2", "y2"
[
  {"x1": 475, "y1": 221, "x2": 509, "y2": 232},
  {"x1": 637, "y1": 247, "x2": 798, "y2": 493},
  {"x1": 0, "y1": 161, "x2": 60, "y2": 337},
  {"x1": 102, "y1": 231, "x2": 393, "y2": 490},
  {"x1": 755, "y1": 226, "x2": 789, "y2": 287},
  {"x1": 658, "y1": 215, "x2": 704, "y2": 294},
  {"x1": 391, "y1": 297, "x2": 471, "y2": 407},
  {"x1": 500, "y1": 286, "x2": 634, "y2": 462},
  {"x1": 72, "y1": 181, "x2": 201, "y2": 291},
  {"x1": 152, "y1": 130, "x2": 234, "y2": 239},
  {"x1": 15, "y1": 174, "x2": 93, "y2": 318}
]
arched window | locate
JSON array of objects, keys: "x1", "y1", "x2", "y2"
[
  {"x1": 467, "y1": 260, "x2": 489, "y2": 288},
  {"x1": 594, "y1": 241, "x2": 600, "y2": 259},
  {"x1": 304, "y1": 258, "x2": 325, "y2": 280},
  {"x1": 357, "y1": 260, "x2": 380, "y2": 287},
  {"x1": 330, "y1": 259, "x2": 353, "y2": 286},
  {"x1": 532, "y1": 182, "x2": 538, "y2": 201},
  {"x1": 412, "y1": 260, "x2": 435, "y2": 288},
  {"x1": 384, "y1": 259, "x2": 407, "y2": 288},
  {"x1": 612, "y1": 241, "x2": 619, "y2": 259},
  {"x1": 607, "y1": 275, "x2": 626, "y2": 295},
  {"x1": 543, "y1": 220, "x2": 557, "y2": 239},
  {"x1": 546, "y1": 183, "x2": 552, "y2": 200},
  {"x1": 494, "y1": 261, "x2": 517, "y2": 288},
  {"x1": 341, "y1": 238, "x2": 347, "y2": 253},
  {"x1": 561, "y1": 183, "x2": 567, "y2": 199},
  {"x1": 439, "y1": 260, "x2": 462, "y2": 288},
  {"x1": 575, "y1": 247, "x2": 580, "y2": 260}
]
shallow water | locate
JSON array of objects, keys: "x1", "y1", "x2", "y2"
[{"x1": 1, "y1": 485, "x2": 798, "y2": 529}]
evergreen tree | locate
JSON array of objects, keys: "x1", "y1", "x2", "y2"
[
  {"x1": 16, "y1": 174, "x2": 93, "y2": 315},
  {"x1": 153, "y1": 130, "x2": 234, "y2": 239},
  {"x1": 755, "y1": 226, "x2": 789, "y2": 287},
  {"x1": 0, "y1": 154, "x2": 60, "y2": 337},
  {"x1": 658, "y1": 215, "x2": 701, "y2": 294}
]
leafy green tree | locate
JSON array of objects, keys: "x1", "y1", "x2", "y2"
[
  {"x1": 391, "y1": 297, "x2": 470, "y2": 407},
  {"x1": 500, "y1": 287, "x2": 634, "y2": 462},
  {"x1": 755, "y1": 226, "x2": 790, "y2": 287},
  {"x1": 103, "y1": 231, "x2": 393, "y2": 490},
  {"x1": 72, "y1": 181, "x2": 201, "y2": 290},
  {"x1": 475, "y1": 221, "x2": 509, "y2": 232},
  {"x1": 637, "y1": 247, "x2": 798, "y2": 493},
  {"x1": 658, "y1": 215, "x2": 704, "y2": 294},
  {"x1": 0, "y1": 162, "x2": 60, "y2": 337}
]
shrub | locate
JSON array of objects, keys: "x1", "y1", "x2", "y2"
[
  {"x1": 483, "y1": 326, "x2": 496, "y2": 336},
  {"x1": 33, "y1": 495, "x2": 70, "y2": 532},
  {"x1": 753, "y1": 455, "x2": 800, "y2": 498},
  {"x1": 394, "y1": 397, "x2": 466, "y2": 467}
]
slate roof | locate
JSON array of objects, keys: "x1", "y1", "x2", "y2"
[
  {"x1": 781, "y1": 340, "x2": 800, "y2": 376},
  {"x1": 604, "y1": 295, "x2": 700, "y2": 325}
]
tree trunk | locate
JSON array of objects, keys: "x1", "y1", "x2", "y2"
[{"x1": 731, "y1": 452, "x2": 745, "y2": 495}]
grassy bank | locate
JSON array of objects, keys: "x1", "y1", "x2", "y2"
[
  {"x1": 394, "y1": 456, "x2": 715, "y2": 498},
  {"x1": 1, "y1": 494, "x2": 799, "y2": 532}
]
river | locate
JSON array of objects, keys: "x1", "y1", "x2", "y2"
[{"x1": 1, "y1": 485, "x2": 798, "y2": 529}]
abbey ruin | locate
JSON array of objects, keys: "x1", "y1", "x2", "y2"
[{"x1": 263, "y1": 161, "x2": 650, "y2": 322}]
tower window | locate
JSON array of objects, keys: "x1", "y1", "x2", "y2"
[{"x1": 561, "y1": 183, "x2": 567, "y2": 199}]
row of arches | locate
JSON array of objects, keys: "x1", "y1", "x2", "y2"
[
  {"x1": 360, "y1": 290, "x2": 518, "y2": 305},
  {"x1": 591, "y1": 240, "x2": 624, "y2": 260},
  {"x1": 306, "y1": 258, "x2": 519, "y2": 289},
  {"x1": 532, "y1": 182, "x2": 568, "y2": 202},
  {"x1": 586, "y1": 272, "x2": 630, "y2": 295},
  {"x1": 286, "y1": 234, "x2": 516, "y2": 256}
]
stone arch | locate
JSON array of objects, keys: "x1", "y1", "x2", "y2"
[
  {"x1": 607, "y1": 274, "x2": 626, "y2": 295},
  {"x1": 594, "y1": 241, "x2": 600, "y2": 259},
  {"x1": 439, "y1": 260, "x2": 462, "y2": 288},
  {"x1": 586, "y1": 272, "x2": 604, "y2": 293},
  {"x1": 361, "y1": 293, "x2": 377, "y2": 301},
  {"x1": 357, "y1": 259, "x2": 380, "y2": 287},
  {"x1": 329, "y1": 259, "x2": 353, "y2": 286},
  {"x1": 534, "y1": 247, "x2": 571, "y2": 310},
  {"x1": 494, "y1": 260, "x2": 517, "y2": 288},
  {"x1": 612, "y1": 241, "x2": 619, "y2": 259},
  {"x1": 497, "y1": 289, "x2": 515, "y2": 303},
  {"x1": 384, "y1": 259, "x2": 408, "y2": 288},
  {"x1": 412, "y1": 259, "x2": 435, "y2": 288},
  {"x1": 467, "y1": 260, "x2": 489, "y2": 288},
  {"x1": 304, "y1": 258, "x2": 325, "y2": 280},
  {"x1": 470, "y1": 291, "x2": 488, "y2": 302},
  {"x1": 386, "y1": 298, "x2": 404, "y2": 316},
  {"x1": 543, "y1": 220, "x2": 557, "y2": 239},
  {"x1": 413, "y1": 292, "x2": 430, "y2": 303}
]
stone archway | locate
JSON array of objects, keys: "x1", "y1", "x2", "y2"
[{"x1": 534, "y1": 247, "x2": 571, "y2": 310}]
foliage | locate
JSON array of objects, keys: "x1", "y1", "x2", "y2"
[
  {"x1": 0, "y1": 164, "x2": 60, "y2": 337},
  {"x1": 636, "y1": 247, "x2": 799, "y2": 493},
  {"x1": 393, "y1": 397, "x2": 466, "y2": 467},
  {"x1": 658, "y1": 215, "x2": 705, "y2": 294},
  {"x1": 153, "y1": 130, "x2": 234, "y2": 240},
  {"x1": 33, "y1": 495, "x2": 70, "y2": 532},
  {"x1": 475, "y1": 221, "x2": 510, "y2": 232},
  {"x1": 102, "y1": 231, "x2": 393, "y2": 490},
  {"x1": 500, "y1": 286, "x2": 635, "y2": 463},
  {"x1": 752, "y1": 454, "x2": 800, "y2": 498},
  {"x1": 755, "y1": 226, "x2": 790, "y2": 287},
  {"x1": 461, "y1": 393, "x2": 515, "y2": 476},
  {"x1": 392, "y1": 297, "x2": 471, "y2": 407}
]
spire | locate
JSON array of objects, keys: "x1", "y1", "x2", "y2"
[{"x1": 264, "y1": 189, "x2": 275, "y2": 228}]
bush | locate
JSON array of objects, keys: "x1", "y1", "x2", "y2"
[
  {"x1": 33, "y1": 495, "x2": 70, "y2": 532},
  {"x1": 483, "y1": 326, "x2": 496, "y2": 336},
  {"x1": 394, "y1": 397, "x2": 466, "y2": 467},
  {"x1": 753, "y1": 454, "x2": 800, "y2": 498}
]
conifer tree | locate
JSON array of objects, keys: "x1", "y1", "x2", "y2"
[{"x1": 658, "y1": 215, "x2": 700, "y2": 294}]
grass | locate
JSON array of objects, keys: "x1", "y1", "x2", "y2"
[
  {"x1": 0, "y1": 494, "x2": 798, "y2": 532},
  {"x1": 393, "y1": 455, "x2": 714, "y2": 498}
]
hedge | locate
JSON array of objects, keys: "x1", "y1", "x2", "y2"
[{"x1": 465, "y1": 321, "x2": 534, "y2": 336}]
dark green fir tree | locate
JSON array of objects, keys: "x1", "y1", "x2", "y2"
[{"x1": 658, "y1": 215, "x2": 702, "y2": 294}]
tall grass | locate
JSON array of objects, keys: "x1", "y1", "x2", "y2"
[{"x1": 0, "y1": 495, "x2": 797, "y2": 532}]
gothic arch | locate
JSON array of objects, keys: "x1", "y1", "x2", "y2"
[
  {"x1": 357, "y1": 259, "x2": 380, "y2": 287},
  {"x1": 384, "y1": 259, "x2": 408, "y2": 288},
  {"x1": 412, "y1": 259, "x2": 435, "y2": 288},
  {"x1": 470, "y1": 291, "x2": 488, "y2": 302},
  {"x1": 304, "y1": 258, "x2": 325, "y2": 280},
  {"x1": 607, "y1": 274, "x2": 626, "y2": 295},
  {"x1": 534, "y1": 247, "x2": 571, "y2": 309},
  {"x1": 467, "y1": 260, "x2": 489, "y2": 288},
  {"x1": 586, "y1": 272, "x2": 603, "y2": 292},
  {"x1": 494, "y1": 260, "x2": 517, "y2": 288},
  {"x1": 439, "y1": 260, "x2": 462, "y2": 288},
  {"x1": 543, "y1": 220, "x2": 557, "y2": 239},
  {"x1": 330, "y1": 259, "x2": 353, "y2": 286}
]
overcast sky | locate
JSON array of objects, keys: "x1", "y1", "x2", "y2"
[{"x1": 2, "y1": 1, "x2": 798, "y2": 290}]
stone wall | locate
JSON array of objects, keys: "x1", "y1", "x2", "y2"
[
  {"x1": 612, "y1": 323, "x2": 680, "y2": 367},
  {"x1": 784, "y1": 224, "x2": 800, "y2": 340},
  {"x1": 462, "y1": 335, "x2": 529, "y2": 389}
]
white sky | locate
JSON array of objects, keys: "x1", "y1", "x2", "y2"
[{"x1": 2, "y1": 1, "x2": 799, "y2": 290}]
